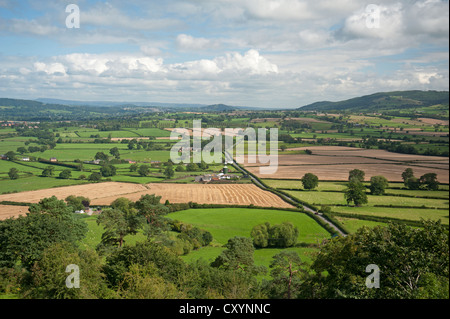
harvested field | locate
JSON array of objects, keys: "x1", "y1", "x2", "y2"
[
  {"x1": 418, "y1": 118, "x2": 449, "y2": 126},
  {"x1": 0, "y1": 205, "x2": 29, "y2": 220},
  {"x1": 0, "y1": 182, "x2": 293, "y2": 209},
  {"x1": 92, "y1": 183, "x2": 294, "y2": 208},
  {"x1": 246, "y1": 164, "x2": 448, "y2": 183},
  {"x1": 241, "y1": 146, "x2": 449, "y2": 182},
  {"x1": 284, "y1": 117, "x2": 331, "y2": 123},
  {"x1": 0, "y1": 182, "x2": 148, "y2": 205}
]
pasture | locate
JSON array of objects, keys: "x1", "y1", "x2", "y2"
[{"x1": 167, "y1": 207, "x2": 331, "y2": 268}]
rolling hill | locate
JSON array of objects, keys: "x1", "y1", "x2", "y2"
[{"x1": 299, "y1": 90, "x2": 449, "y2": 113}]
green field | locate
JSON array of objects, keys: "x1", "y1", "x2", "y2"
[
  {"x1": 261, "y1": 178, "x2": 449, "y2": 231},
  {"x1": 76, "y1": 207, "x2": 330, "y2": 273},
  {"x1": 167, "y1": 207, "x2": 331, "y2": 268}
]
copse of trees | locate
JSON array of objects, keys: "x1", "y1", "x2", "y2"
[
  {"x1": 401, "y1": 168, "x2": 440, "y2": 190},
  {"x1": 250, "y1": 222, "x2": 299, "y2": 248}
]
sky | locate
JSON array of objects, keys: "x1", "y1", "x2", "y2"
[{"x1": 0, "y1": 0, "x2": 448, "y2": 108}]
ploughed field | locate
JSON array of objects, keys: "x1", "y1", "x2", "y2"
[
  {"x1": 0, "y1": 182, "x2": 294, "y2": 219},
  {"x1": 243, "y1": 146, "x2": 449, "y2": 182}
]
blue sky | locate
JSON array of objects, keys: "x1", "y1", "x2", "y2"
[{"x1": 0, "y1": 0, "x2": 448, "y2": 108}]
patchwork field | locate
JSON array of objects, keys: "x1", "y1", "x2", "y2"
[
  {"x1": 0, "y1": 181, "x2": 294, "y2": 213},
  {"x1": 242, "y1": 146, "x2": 449, "y2": 182}
]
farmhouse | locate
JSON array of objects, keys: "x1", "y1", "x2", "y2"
[
  {"x1": 84, "y1": 159, "x2": 101, "y2": 164},
  {"x1": 50, "y1": 157, "x2": 57, "y2": 162},
  {"x1": 194, "y1": 172, "x2": 239, "y2": 183}
]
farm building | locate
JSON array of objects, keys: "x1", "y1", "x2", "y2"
[{"x1": 194, "y1": 173, "x2": 239, "y2": 183}]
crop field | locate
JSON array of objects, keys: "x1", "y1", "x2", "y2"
[
  {"x1": 242, "y1": 146, "x2": 449, "y2": 182},
  {"x1": 90, "y1": 183, "x2": 294, "y2": 207},
  {"x1": 0, "y1": 182, "x2": 294, "y2": 209}
]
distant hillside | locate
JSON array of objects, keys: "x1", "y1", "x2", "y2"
[
  {"x1": 0, "y1": 98, "x2": 140, "y2": 121},
  {"x1": 299, "y1": 90, "x2": 449, "y2": 113},
  {"x1": 36, "y1": 98, "x2": 206, "y2": 109},
  {"x1": 202, "y1": 104, "x2": 237, "y2": 112},
  {"x1": 201, "y1": 103, "x2": 266, "y2": 112}
]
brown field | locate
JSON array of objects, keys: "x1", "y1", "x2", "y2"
[
  {"x1": 110, "y1": 137, "x2": 172, "y2": 141},
  {"x1": 0, "y1": 205, "x2": 29, "y2": 220},
  {"x1": 418, "y1": 118, "x2": 449, "y2": 126},
  {"x1": 242, "y1": 146, "x2": 449, "y2": 182},
  {"x1": 0, "y1": 182, "x2": 293, "y2": 209},
  {"x1": 284, "y1": 117, "x2": 331, "y2": 123}
]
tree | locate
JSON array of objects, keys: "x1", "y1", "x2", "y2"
[
  {"x1": 369, "y1": 175, "x2": 389, "y2": 195},
  {"x1": 419, "y1": 173, "x2": 439, "y2": 190},
  {"x1": 4, "y1": 151, "x2": 16, "y2": 161},
  {"x1": 100, "y1": 164, "x2": 116, "y2": 177},
  {"x1": 94, "y1": 152, "x2": 108, "y2": 161},
  {"x1": 401, "y1": 168, "x2": 415, "y2": 186},
  {"x1": 175, "y1": 164, "x2": 185, "y2": 172},
  {"x1": 186, "y1": 163, "x2": 199, "y2": 172},
  {"x1": 301, "y1": 173, "x2": 319, "y2": 190},
  {"x1": 164, "y1": 166, "x2": 174, "y2": 179},
  {"x1": 96, "y1": 207, "x2": 145, "y2": 252},
  {"x1": 250, "y1": 222, "x2": 270, "y2": 248},
  {"x1": 135, "y1": 194, "x2": 170, "y2": 237},
  {"x1": 348, "y1": 169, "x2": 365, "y2": 182},
  {"x1": 41, "y1": 166, "x2": 55, "y2": 177},
  {"x1": 58, "y1": 169, "x2": 72, "y2": 179},
  {"x1": 109, "y1": 147, "x2": 120, "y2": 159},
  {"x1": 21, "y1": 242, "x2": 113, "y2": 299},
  {"x1": 88, "y1": 172, "x2": 102, "y2": 182},
  {"x1": 65, "y1": 195, "x2": 90, "y2": 211},
  {"x1": 118, "y1": 263, "x2": 186, "y2": 299},
  {"x1": 344, "y1": 179, "x2": 368, "y2": 206},
  {"x1": 0, "y1": 196, "x2": 88, "y2": 269},
  {"x1": 129, "y1": 163, "x2": 138, "y2": 172},
  {"x1": 267, "y1": 251, "x2": 306, "y2": 299},
  {"x1": 16, "y1": 146, "x2": 27, "y2": 155},
  {"x1": 251, "y1": 222, "x2": 298, "y2": 248},
  {"x1": 8, "y1": 168, "x2": 19, "y2": 180},
  {"x1": 268, "y1": 222, "x2": 299, "y2": 248},
  {"x1": 211, "y1": 237, "x2": 264, "y2": 275},
  {"x1": 302, "y1": 220, "x2": 449, "y2": 299},
  {"x1": 138, "y1": 164, "x2": 150, "y2": 177},
  {"x1": 103, "y1": 241, "x2": 187, "y2": 289},
  {"x1": 405, "y1": 176, "x2": 421, "y2": 190}
]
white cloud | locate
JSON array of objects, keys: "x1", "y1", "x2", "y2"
[
  {"x1": 0, "y1": 0, "x2": 448, "y2": 107},
  {"x1": 176, "y1": 34, "x2": 218, "y2": 51},
  {"x1": 33, "y1": 62, "x2": 66, "y2": 75}
]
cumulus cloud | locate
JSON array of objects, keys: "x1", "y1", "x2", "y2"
[{"x1": 0, "y1": 0, "x2": 448, "y2": 107}]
